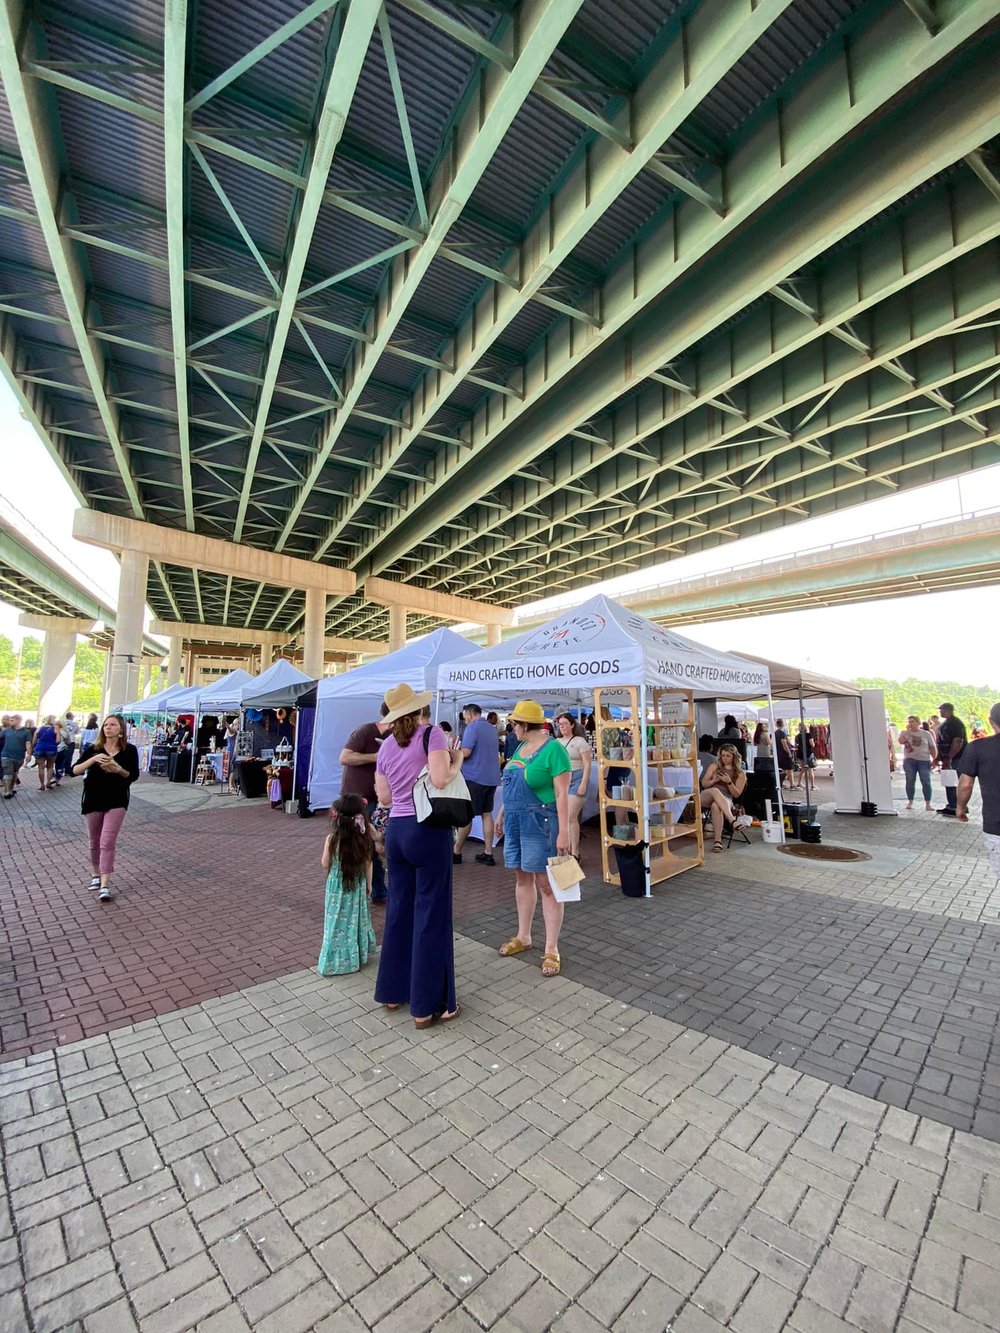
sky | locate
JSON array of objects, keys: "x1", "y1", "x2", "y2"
[{"x1": 2, "y1": 378, "x2": 999, "y2": 689}]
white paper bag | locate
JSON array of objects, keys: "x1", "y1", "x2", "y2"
[
  {"x1": 940, "y1": 768, "x2": 958, "y2": 788},
  {"x1": 546, "y1": 855, "x2": 583, "y2": 903}
]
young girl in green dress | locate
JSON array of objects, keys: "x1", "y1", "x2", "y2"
[{"x1": 317, "y1": 793, "x2": 376, "y2": 976}]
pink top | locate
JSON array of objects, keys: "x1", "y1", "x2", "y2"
[{"x1": 376, "y1": 723, "x2": 449, "y2": 818}]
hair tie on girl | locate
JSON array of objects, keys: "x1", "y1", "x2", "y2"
[{"x1": 354, "y1": 813, "x2": 366, "y2": 832}]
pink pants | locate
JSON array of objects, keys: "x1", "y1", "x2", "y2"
[{"x1": 85, "y1": 808, "x2": 127, "y2": 876}]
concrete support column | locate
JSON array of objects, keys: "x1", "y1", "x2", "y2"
[
  {"x1": 388, "y1": 605, "x2": 407, "y2": 652},
  {"x1": 258, "y1": 641, "x2": 271, "y2": 672},
  {"x1": 303, "y1": 588, "x2": 326, "y2": 679},
  {"x1": 20, "y1": 614, "x2": 98, "y2": 720},
  {"x1": 141, "y1": 662, "x2": 152, "y2": 696},
  {"x1": 485, "y1": 623, "x2": 502, "y2": 648},
  {"x1": 109, "y1": 548, "x2": 148, "y2": 709},
  {"x1": 38, "y1": 628, "x2": 77, "y2": 718},
  {"x1": 101, "y1": 649, "x2": 112, "y2": 718},
  {"x1": 167, "y1": 635, "x2": 183, "y2": 686}
]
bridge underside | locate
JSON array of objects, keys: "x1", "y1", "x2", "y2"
[{"x1": 0, "y1": 0, "x2": 997, "y2": 643}]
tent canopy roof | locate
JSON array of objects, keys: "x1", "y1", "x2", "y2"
[
  {"x1": 122, "y1": 681, "x2": 190, "y2": 715},
  {"x1": 438, "y1": 595, "x2": 770, "y2": 701},
  {"x1": 731, "y1": 652, "x2": 860, "y2": 699},
  {"x1": 166, "y1": 667, "x2": 254, "y2": 714},
  {"x1": 240, "y1": 658, "x2": 312, "y2": 708},
  {"x1": 299, "y1": 627, "x2": 478, "y2": 707}
]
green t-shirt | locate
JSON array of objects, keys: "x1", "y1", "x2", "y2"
[{"x1": 511, "y1": 738, "x2": 571, "y2": 805}]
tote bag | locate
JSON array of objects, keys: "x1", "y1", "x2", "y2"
[{"x1": 412, "y1": 728, "x2": 474, "y2": 828}]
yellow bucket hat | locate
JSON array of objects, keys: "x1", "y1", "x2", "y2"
[{"x1": 509, "y1": 699, "x2": 545, "y2": 725}]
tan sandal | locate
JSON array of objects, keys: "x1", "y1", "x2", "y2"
[
  {"x1": 499, "y1": 937, "x2": 530, "y2": 957},
  {"x1": 541, "y1": 952, "x2": 561, "y2": 977}
]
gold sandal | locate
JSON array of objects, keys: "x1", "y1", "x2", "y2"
[
  {"x1": 499, "y1": 937, "x2": 530, "y2": 957},
  {"x1": 541, "y1": 952, "x2": 561, "y2": 977}
]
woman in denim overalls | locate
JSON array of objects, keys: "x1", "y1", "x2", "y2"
[{"x1": 495, "y1": 701, "x2": 571, "y2": 977}]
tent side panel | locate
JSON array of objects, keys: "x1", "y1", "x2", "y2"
[{"x1": 308, "y1": 693, "x2": 382, "y2": 810}]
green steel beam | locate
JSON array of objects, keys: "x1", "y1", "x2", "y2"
[
  {"x1": 454, "y1": 318, "x2": 1000, "y2": 595},
  {"x1": 0, "y1": 0, "x2": 144, "y2": 519},
  {"x1": 535, "y1": 406, "x2": 1000, "y2": 591},
  {"x1": 312, "y1": 0, "x2": 797, "y2": 563},
  {"x1": 186, "y1": 0, "x2": 341, "y2": 114},
  {"x1": 414, "y1": 178, "x2": 1000, "y2": 582},
  {"x1": 231, "y1": 0, "x2": 381, "y2": 542},
  {"x1": 273, "y1": 0, "x2": 587, "y2": 552},
  {"x1": 163, "y1": 0, "x2": 195, "y2": 530},
  {"x1": 365, "y1": 8, "x2": 1000, "y2": 579}
]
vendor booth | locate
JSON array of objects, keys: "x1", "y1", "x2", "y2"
[
  {"x1": 230, "y1": 659, "x2": 313, "y2": 803},
  {"x1": 438, "y1": 595, "x2": 772, "y2": 892},
  {"x1": 300, "y1": 628, "x2": 477, "y2": 810},
  {"x1": 734, "y1": 653, "x2": 892, "y2": 817}
]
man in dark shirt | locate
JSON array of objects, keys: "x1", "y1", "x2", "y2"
[
  {"x1": 956, "y1": 702, "x2": 1000, "y2": 882},
  {"x1": 2, "y1": 715, "x2": 33, "y2": 798},
  {"x1": 936, "y1": 702, "x2": 967, "y2": 815},
  {"x1": 339, "y1": 705, "x2": 390, "y2": 902}
]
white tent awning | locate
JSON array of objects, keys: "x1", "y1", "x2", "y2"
[{"x1": 438, "y1": 595, "x2": 770, "y2": 701}]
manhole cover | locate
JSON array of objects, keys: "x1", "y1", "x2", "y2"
[{"x1": 777, "y1": 844, "x2": 872, "y2": 862}]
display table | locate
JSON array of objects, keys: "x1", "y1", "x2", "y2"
[
  {"x1": 237, "y1": 758, "x2": 267, "y2": 798},
  {"x1": 167, "y1": 749, "x2": 192, "y2": 783}
]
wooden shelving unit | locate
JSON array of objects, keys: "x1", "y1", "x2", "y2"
[{"x1": 595, "y1": 685, "x2": 704, "y2": 891}]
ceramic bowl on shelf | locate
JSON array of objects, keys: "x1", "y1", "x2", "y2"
[
  {"x1": 651, "y1": 785, "x2": 669, "y2": 800},
  {"x1": 650, "y1": 826, "x2": 667, "y2": 842},
  {"x1": 620, "y1": 786, "x2": 635, "y2": 801},
  {"x1": 612, "y1": 824, "x2": 635, "y2": 841}
]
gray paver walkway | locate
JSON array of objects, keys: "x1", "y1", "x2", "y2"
[
  {"x1": 3, "y1": 937, "x2": 1000, "y2": 1333},
  {"x1": 455, "y1": 874, "x2": 1000, "y2": 1140}
]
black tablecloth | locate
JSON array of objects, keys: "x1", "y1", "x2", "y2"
[{"x1": 167, "y1": 749, "x2": 192, "y2": 784}]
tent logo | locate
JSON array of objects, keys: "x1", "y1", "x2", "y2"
[{"x1": 517, "y1": 612, "x2": 605, "y2": 655}]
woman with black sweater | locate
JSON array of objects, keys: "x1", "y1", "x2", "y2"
[{"x1": 73, "y1": 714, "x2": 139, "y2": 902}]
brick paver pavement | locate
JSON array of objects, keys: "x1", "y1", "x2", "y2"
[
  {"x1": 3, "y1": 938, "x2": 1000, "y2": 1332},
  {"x1": 2, "y1": 766, "x2": 999, "y2": 1329}
]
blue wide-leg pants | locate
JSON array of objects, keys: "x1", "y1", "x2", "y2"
[{"x1": 374, "y1": 816, "x2": 456, "y2": 1018}]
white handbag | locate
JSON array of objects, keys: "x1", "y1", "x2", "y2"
[{"x1": 412, "y1": 728, "x2": 473, "y2": 828}]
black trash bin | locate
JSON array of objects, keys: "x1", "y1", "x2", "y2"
[{"x1": 613, "y1": 841, "x2": 648, "y2": 898}]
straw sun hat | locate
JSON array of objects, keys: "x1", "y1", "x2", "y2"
[{"x1": 382, "y1": 682, "x2": 433, "y2": 724}]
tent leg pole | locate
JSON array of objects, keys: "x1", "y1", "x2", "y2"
[
  {"x1": 768, "y1": 693, "x2": 784, "y2": 840},
  {"x1": 639, "y1": 684, "x2": 651, "y2": 897}
]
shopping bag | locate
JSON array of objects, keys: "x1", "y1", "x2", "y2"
[
  {"x1": 546, "y1": 855, "x2": 584, "y2": 903},
  {"x1": 940, "y1": 768, "x2": 958, "y2": 788},
  {"x1": 412, "y1": 728, "x2": 473, "y2": 828}
]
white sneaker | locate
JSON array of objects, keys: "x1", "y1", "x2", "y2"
[
  {"x1": 89, "y1": 876, "x2": 100, "y2": 890},
  {"x1": 99, "y1": 884, "x2": 112, "y2": 902}
]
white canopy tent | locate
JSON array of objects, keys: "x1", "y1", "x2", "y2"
[
  {"x1": 121, "y1": 681, "x2": 190, "y2": 715},
  {"x1": 438, "y1": 597, "x2": 778, "y2": 869},
  {"x1": 238, "y1": 658, "x2": 312, "y2": 707},
  {"x1": 304, "y1": 628, "x2": 478, "y2": 809},
  {"x1": 165, "y1": 667, "x2": 255, "y2": 716},
  {"x1": 438, "y1": 595, "x2": 771, "y2": 702},
  {"x1": 733, "y1": 652, "x2": 891, "y2": 816}
]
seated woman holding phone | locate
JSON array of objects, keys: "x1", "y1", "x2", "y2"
[{"x1": 700, "y1": 742, "x2": 747, "y2": 853}]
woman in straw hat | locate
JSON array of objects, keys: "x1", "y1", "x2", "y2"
[
  {"x1": 495, "y1": 700, "x2": 571, "y2": 977},
  {"x1": 373, "y1": 683, "x2": 464, "y2": 1028}
]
